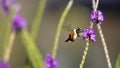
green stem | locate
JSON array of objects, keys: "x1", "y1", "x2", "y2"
[
  {"x1": 19, "y1": 30, "x2": 44, "y2": 68},
  {"x1": 2, "y1": 9, "x2": 14, "y2": 55},
  {"x1": 52, "y1": 0, "x2": 74, "y2": 58},
  {"x1": 31, "y1": 0, "x2": 47, "y2": 41},
  {"x1": 115, "y1": 54, "x2": 120, "y2": 68}
]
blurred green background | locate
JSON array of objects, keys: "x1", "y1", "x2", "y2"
[{"x1": 0, "y1": 0, "x2": 120, "y2": 68}]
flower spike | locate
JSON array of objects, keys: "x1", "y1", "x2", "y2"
[
  {"x1": 12, "y1": 14, "x2": 27, "y2": 31},
  {"x1": 45, "y1": 54, "x2": 58, "y2": 68},
  {"x1": 90, "y1": 10, "x2": 104, "y2": 24},
  {"x1": 0, "y1": 61, "x2": 10, "y2": 68},
  {"x1": 82, "y1": 28, "x2": 96, "y2": 42}
]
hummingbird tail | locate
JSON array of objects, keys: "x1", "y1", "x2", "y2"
[{"x1": 65, "y1": 39, "x2": 70, "y2": 42}]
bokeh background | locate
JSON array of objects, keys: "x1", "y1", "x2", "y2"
[{"x1": 0, "y1": 0, "x2": 120, "y2": 68}]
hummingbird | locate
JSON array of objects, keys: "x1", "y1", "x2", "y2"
[{"x1": 65, "y1": 27, "x2": 83, "y2": 42}]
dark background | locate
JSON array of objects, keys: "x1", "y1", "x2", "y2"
[{"x1": 0, "y1": 0, "x2": 120, "y2": 68}]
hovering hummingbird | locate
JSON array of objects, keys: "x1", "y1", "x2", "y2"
[{"x1": 65, "y1": 27, "x2": 83, "y2": 42}]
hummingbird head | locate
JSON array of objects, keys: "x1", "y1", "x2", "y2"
[{"x1": 75, "y1": 27, "x2": 84, "y2": 37}]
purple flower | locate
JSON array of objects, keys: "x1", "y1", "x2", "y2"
[
  {"x1": 82, "y1": 28, "x2": 96, "y2": 42},
  {"x1": 45, "y1": 54, "x2": 58, "y2": 68},
  {"x1": 1, "y1": 0, "x2": 20, "y2": 15},
  {"x1": 12, "y1": 14, "x2": 27, "y2": 31},
  {"x1": 1, "y1": 0, "x2": 9, "y2": 15},
  {"x1": 90, "y1": 10, "x2": 104, "y2": 24},
  {"x1": 0, "y1": 61, "x2": 10, "y2": 68}
]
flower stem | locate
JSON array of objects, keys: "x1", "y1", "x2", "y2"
[
  {"x1": 79, "y1": 39, "x2": 90, "y2": 68},
  {"x1": 115, "y1": 54, "x2": 120, "y2": 68},
  {"x1": 92, "y1": 0, "x2": 99, "y2": 12},
  {"x1": 52, "y1": 0, "x2": 74, "y2": 58},
  {"x1": 31, "y1": 0, "x2": 47, "y2": 41},
  {"x1": 95, "y1": 0, "x2": 99, "y2": 10},
  {"x1": 3, "y1": 32, "x2": 16, "y2": 62},
  {"x1": 2, "y1": 9, "x2": 14, "y2": 55},
  {"x1": 92, "y1": 0, "x2": 96, "y2": 12},
  {"x1": 19, "y1": 30, "x2": 44, "y2": 68},
  {"x1": 97, "y1": 24, "x2": 112, "y2": 68}
]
